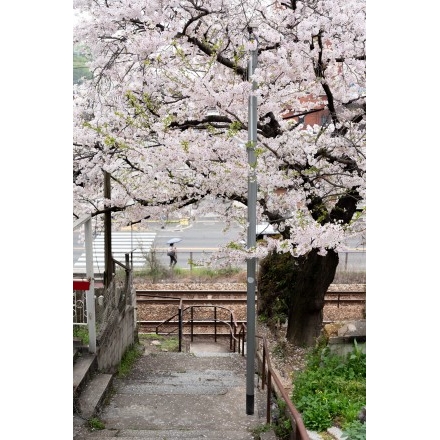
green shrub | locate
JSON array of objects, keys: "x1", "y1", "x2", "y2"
[
  {"x1": 291, "y1": 341, "x2": 366, "y2": 432},
  {"x1": 341, "y1": 420, "x2": 366, "y2": 440},
  {"x1": 73, "y1": 325, "x2": 89, "y2": 345},
  {"x1": 272, "y1": 399, "x2": 292, "y2": 440}
]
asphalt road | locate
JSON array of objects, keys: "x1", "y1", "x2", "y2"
[
  {"x1": 73, "y1": 216, "x2": 365, "y2": 271},
  {"x1": 154, "y1": 217, "x2": 243, "y2": 251}
]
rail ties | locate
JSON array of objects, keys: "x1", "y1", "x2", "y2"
[
  {"x1": 136, "y1": 289, "x2": 366, "y2": 303},
  {"x1": 135, "y1": 288, "x2": 365, "y2": 334},
  {"x1": 136, "y1": 289, "x2": 250, "y2": 297},
  {"x1": 324, "y1": 292, "x2": 366, "y2": 304}
]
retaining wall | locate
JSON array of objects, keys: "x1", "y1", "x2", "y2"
[{"x1": 96, "y1": 304, "x2": 137, "y2": 372}]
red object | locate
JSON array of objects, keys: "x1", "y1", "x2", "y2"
[{"x1": 73, "y1": 280, "x2": 90, "y2": 290}]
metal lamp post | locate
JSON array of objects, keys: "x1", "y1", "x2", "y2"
[{"x1": 246, "y1": 26, "x2": 258, "y2": 416}]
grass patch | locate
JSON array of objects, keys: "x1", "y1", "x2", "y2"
[
  {"x1": 138, "y1": 333, "x2": 180, "y2": 352},
  {"x1": 133, "y1": 246, "x2": 244, "y2": 282},
  {"x1": 291, "y1": 340, "x2": 366, "y2": 435},
  {"x1": 117, "y1": 343, "x2": 144, "y2": 377},
  {"x1": 133, "y1": 265, "x2": 246, "y2": 283},
  {"x1": 133, "y1": 265, "x2": 365, "y2": 285},
  {"x1": 250, "y1": 423, "x2": 272, "y2": 438},
  {"x1": 185, "y1": 266, "x2": 243, "y2": 279},
  {"x1": 88, "y1": 417, "x2": 105, "y2": 430}
]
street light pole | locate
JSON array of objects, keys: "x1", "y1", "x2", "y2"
[{"x1": 246, "y1": 27, "x2": 258, "y2": 416}]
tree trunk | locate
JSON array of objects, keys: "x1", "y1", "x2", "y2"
[
  {"x1": 258, "y1": 248, "x2": 339, "y2": 347},
  {"x1": 285, "y1": 249, "x2": 339, "y2": 346}
]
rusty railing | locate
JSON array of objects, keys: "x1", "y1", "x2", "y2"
[{"x1": 256, "y1": 335, "x2": 310, "y2": 440}]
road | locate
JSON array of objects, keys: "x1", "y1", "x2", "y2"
[
  {"x1": 147, "y1": 216, "x2": 245, "y2": 270},
  {"x1": 155, "y1": 217, "x2": 243, "y2": 251},
  {"x1": 73, "y1": 216, "x2": 365, "y2": 272},
  {"x1": 73, "y1": 217, "x2": 243, "y2": 272}
]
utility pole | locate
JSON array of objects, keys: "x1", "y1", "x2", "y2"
[
  {"x1": 104, "y1": 170, "x2": 113, "y2": 288},
  {"x1": 246, "y1": 26, "x2": 258, "y2": 416}
]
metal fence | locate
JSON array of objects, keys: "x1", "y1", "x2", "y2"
[
  {"x1": 73, "y1": 254, "x2": 134, "y2": 342},
  {"x1": 136, "y1": 249, "x2": 366, "y2": 274},
  {"x1": 73, "y1": 290, "x2": 87, "y2": 325},
  {"x1": 73, "y1": 249, "x2": 365, "y2": 283}
]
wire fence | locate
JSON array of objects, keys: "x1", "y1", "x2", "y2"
[
  {"x1": 73, "y1": 247, "x2": 365, "y2": 281},
  {"x1": 133, "y1": 249, "x2": 365, "y2": 276}
]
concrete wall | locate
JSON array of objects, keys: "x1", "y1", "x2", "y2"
[
  {"x1": 96, "y1": 304, "x2": 137, "y2": 372},
  {"x1": 328, "y1": 339, "x2": 366, "y2": 357}
]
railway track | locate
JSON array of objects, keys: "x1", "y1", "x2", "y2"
[{"x1": 136, "y1": 288, "x2": 366, "y2": 335}]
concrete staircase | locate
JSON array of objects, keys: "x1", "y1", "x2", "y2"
[
  {"x1": 73, "y1": 342, "x2": 113, "y2": 427},
  {"x1": 73, "y1": 339, "x2": 270, "y2": 439}
]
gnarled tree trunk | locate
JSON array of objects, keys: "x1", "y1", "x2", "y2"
[{"x1": 258, "y1": 248, "x2": 339, "y2": 346}]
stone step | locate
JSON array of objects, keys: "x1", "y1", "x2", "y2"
[
  {"x1": 73, "y1": 353, "x2": 97, "y2": 395},
  {"x1": 73, "y1": 337, "x2": 83, "y2": 348},
  {"x1": 73, "y1": 428, "x2": 257, "y2": 439},
  {"x1": 74, "y1": 373, "x2": 114, "y2": 420},
  {"x1": 73, "y1": 347, "x2": 267, "y2": 440}
]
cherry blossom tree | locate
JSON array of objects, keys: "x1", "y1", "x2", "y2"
[{"x1": 73, "y1": 0, "x2": 366, "y2": 346}]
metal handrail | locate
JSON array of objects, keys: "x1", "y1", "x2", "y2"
[
  {"x1": 154, "y1": 303, "x2": 240, "y2": 352},
  {"x1": 228, "y1": 326, "x2": 309, "y2": 438},
  {"x1": 233, "y1": 323, "x2": 247, "y2": 356},
  {"x1": 187, "y1": 305, "x2": 238, "y2": 343},
  {"x1": 256, "y1": 334, "x2": 310, "y2": 440},
  {"x1": 153, "y1": 297, "x2": 184, "y2": 351}
]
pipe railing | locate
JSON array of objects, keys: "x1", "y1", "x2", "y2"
[
  {"x1": 229, "y1": 324, "x2": 309, "y2": 439},
  {"x1": 153, "y1": 298, "x2": 183, "y2": 351},
  {"x1": 233, "y1": 323, "x2": 247, "y2": 356},
  {"x1": 256, "y1": 335, "x2": 310, "y2": 440},
  {"x1": 154, "y1": 303, "x2": 239, "y2": 352}
]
